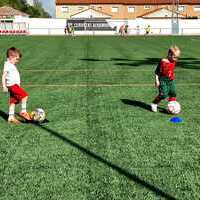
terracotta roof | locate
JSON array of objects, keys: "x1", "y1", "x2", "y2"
[
  {"x1": 56, "y1": 0, "x2": 200, "y2": 5},
  {"x1": 0, "y1": 6, "x2": 29, "y2": 16}
]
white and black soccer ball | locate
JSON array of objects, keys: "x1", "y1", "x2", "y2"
[
  {"x1": 31, "y1": 108, "x2": 46, "y2": 123},
  {"x1": 167, "y1": 101, "x2": 181, "y2": 114}
]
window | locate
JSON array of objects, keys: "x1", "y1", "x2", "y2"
[
  {"x1": 194, "y1": 5, "x2": 200, "y2": 11},
  {"x1": 178, "y1": 5, "x2": 185, "y2": 12},
  {"x1": 112, "y1": 7, "x2": 119, "y2": 13},
  {"x1": 61, "y1": 6, "x2": 69, "y2": 13},
  {"x1": 128, "y1": 6, "x2": 135, "y2": 13},
  {"x1": 144, "y1": 5, "x2": 151, "y2": 9}
]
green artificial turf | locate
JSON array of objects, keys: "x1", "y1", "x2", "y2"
[{"x1": 0, "y1": 36, "x2": 200, "y2": 200}]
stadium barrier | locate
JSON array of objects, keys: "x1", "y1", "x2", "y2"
[
  {"x1": 0, "y1": 29, "x2": 28, "y2": 35},
  {"x1": 26, "y1": 27, "x2": 200, "y2": 36},
  {"x1": 0, "y1": 22, "x2": 28, "y2": 35},
  {"x1": 181, "y1": 28, "x2": 200, "y2": 35},
  {"x1": 26, "y1": 18, "x2": 200, "y2": 36},
  {"x1": 1, "y1": 18, "x2": 200, "y2": 36},
  {"x1": 26, "y1": 27, "x2": 175, "y2": 36}
]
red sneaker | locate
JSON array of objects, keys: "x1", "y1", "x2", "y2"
[{"x1": 20, "y1": 112, "x2": 32, "y2": 121}]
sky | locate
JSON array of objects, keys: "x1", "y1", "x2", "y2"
[{"x1": 39, "y1": 0, "x2": 56, "y2": 17}]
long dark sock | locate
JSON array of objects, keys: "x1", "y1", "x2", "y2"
[{"x1": 153, "y1": 96, "x2": 162, "y2": 104}]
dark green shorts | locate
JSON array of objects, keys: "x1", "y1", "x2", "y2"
[{"x1": 158, "y1": 77, "x2": 176, "y2": 99}]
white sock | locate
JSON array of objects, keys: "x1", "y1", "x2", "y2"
[
  {"x1": 151, "y1": 103, "x2": 158, "y2": 112},
  {"x1": 9, "y1": 107, "x2": 15, "y2": 119},
  {"x1": 21, "y1": 102, "x2": 27, "y2": 113},
  {"x1": 8, "y1": 113, "x2": 14, "y2": 119}
]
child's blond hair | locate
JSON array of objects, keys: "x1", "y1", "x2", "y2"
[{"x1": 168, "y1": 46, "x2": 181, "y2": 58}]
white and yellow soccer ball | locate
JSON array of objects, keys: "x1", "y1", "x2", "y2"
[
  {"x1": 167, "y1": 101, "x2": 181, "y2": 114},
  {"x1": 31, "y1": 108, "x2": 46, "y2": 123}
]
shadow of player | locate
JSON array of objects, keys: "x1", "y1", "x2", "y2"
[{"x1": 121, "y1": 99, "x2": 169, "y2": 114}]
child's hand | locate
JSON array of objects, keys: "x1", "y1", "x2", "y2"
[
  {"x1": 155, "y1": 80, "x2": 160, "y2": 88},
  {"x1": 3, "y1": 86, "x2": 8, "y2": 93}
]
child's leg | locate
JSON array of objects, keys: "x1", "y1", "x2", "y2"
[
  {"x1": 151, "y1": 96, "x2": 162, "y2": 112},
  {"x1": 21, "y1": 96, "x2": 28, "y2": 113},
  {"x1": 168, "y1": 80, "x2": 177, "y2": 102},
  {"x1": 20, "y1": 96, "x2": 31, "y2": 120},
  {"x1": 10, "y1": 85, "x2": 31, "y2": 120},
  {"x1": 8, "y1": 103, "x2": 15, "y2": 120},
  {"x1": 151, "y1": 80, "x2": 169, "y2": 112},
  {"x1": 8, "y1": 84, "x2": 31, "y2": 122},
  {"x1": 8, "y1": 103, "x2": 20, "y2": 124},
  {"x1": 152, "y1": 96, "x2": 162, "y2": 104}
]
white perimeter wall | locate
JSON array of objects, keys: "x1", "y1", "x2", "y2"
[
  {"x1": 179, "y1": 19, "x2": 200, "y2": 35},
  {"x1": 14, "y1": 17, "x2": 200, "y2": 35}
]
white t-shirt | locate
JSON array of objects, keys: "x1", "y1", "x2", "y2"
[{"x1": 3, "y1": 60, "x2": 20, "y2": 87}]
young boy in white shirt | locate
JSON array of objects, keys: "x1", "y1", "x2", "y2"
[{"x1": 2, "y1": 47, "x2": 31, "y2": 124}]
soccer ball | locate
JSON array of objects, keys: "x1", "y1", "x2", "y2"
[
  {"x1": 167, "y1": 101, "x2": 181, "y2": 114},
  {"x1": 31, "y1": 108, "x2": 46, "y2": 123}
]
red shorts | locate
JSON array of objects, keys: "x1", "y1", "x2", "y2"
[{"x1": 8, "y1": 84, "x2": 29, "y2": 104}]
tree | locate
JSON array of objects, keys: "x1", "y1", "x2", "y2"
[
  {"x1": 0, "y1": 0, "x2": 9, "y2": 7},
  {"x1": 32, "y1": 0, "x2": 50, "y2": 18},
  {"x1": 0, "y1": 0, "x2": 50, "y2": 18}
]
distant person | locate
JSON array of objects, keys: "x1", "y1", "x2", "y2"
[
  {"x1": 65, "y1": 25, "x2": 70, "y2": 35},
  {"x1": 2, "y1": 47, "x2": 32, "y2": 124},
  {"x1": 119, "y1": 24, "x2": 125, "y2": 36},
  {"x1": 68, "y1": 25, "x2": 73, "y2": 36},
  {"x1": 145, "y1": 25, "x2": 151, "y2": 35},
  {"x1": 64, "y1": 26, "x2": 67, "y2": 35},
  {"x1": 151, "y1": 46, "x2": 181, "y2": 112},
  {"x1": 124, "y1": 25, "x2": 129, "y2": 35},
  {"x1": 71, "y1": 24, "x2": 75, "y2": 36}
]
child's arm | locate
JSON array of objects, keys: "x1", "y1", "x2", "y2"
[
  {"x1": 155, "y1": 74, "x2": 160, "y2": 88},
  {"x1": 2, "y1": 71, "x2": 8, "y2": 92},
  {"x1": 154, "y1": 62, "x2": 160, "y2": 87}
]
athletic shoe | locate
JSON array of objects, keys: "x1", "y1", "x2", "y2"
[
  {"x1": 20, "y1": 112, "x2": 32, "y2": 121},
  {"x1": 151, "y1": 103, "x2": 158, "y2": 112},
  {"x1": 8, "y1": 117, "x2": 20, "y2": 124}
]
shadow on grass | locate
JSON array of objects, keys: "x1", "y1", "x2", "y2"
[
  {"x1": 80, "y1": 57, "x2": 200, "y2": 69},
  {"x1": 110, "y1": 58, "x2": 134, "y2": 62},
  {"x1": 178, "y1": 58, "x2": 200, "y2": 69},
  {"x1": 121, "y1": 99, "x2": 169, "y2": 114},
  {"x1": 0, "y1": 110, "x2": 8, "y2": 121},
  {"x1": 33, "y1": 123, "x2": 177, "y2": 200},
  {"x1": 80, "y1": 58, "x2": 108, "y2": 62},
  {"x1": 115, "y1": 57, "x2": 200, "y2": 69},
  {"x1": 121, "y1": 99, "x2": 151, "y2": 111},
  {"x1": 115, "y1": 58, "x2": 160, "y2": 67}
]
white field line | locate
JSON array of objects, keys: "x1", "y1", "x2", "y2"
[{"x1": 24, "y1": 83, "x2": 200, "y2": 88}]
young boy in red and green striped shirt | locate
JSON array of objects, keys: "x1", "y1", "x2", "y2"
[{"x1": 151, "y1": 46, "x2": 181, "y2": 112}]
